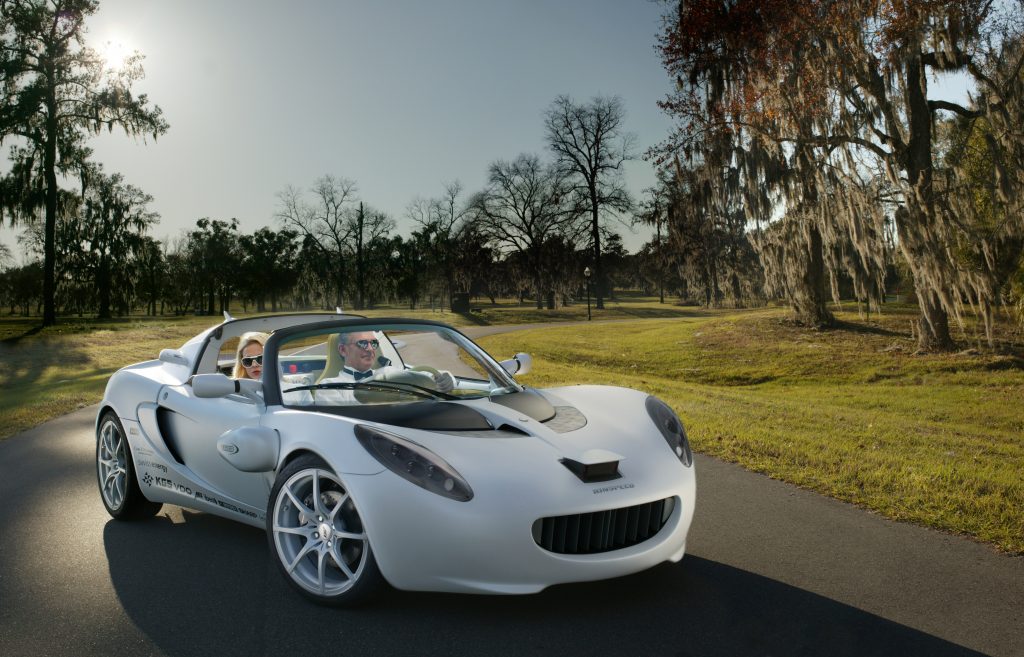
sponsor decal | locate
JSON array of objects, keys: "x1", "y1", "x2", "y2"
[
  {"x1": 592, "y1": 483, "x2": 635, "y2": 495},
  {"x1": 140, "y1": 470, "x2": 261, "y2": 521},
  {"x1": 154, "y1": 476, "x2": 192, "y2": 496},
  {"x1": 137, "y1": 459, "x2": 168, "y2": 474},
  {"x1": 193, "y1": 489, "x2": 258, "y2": 520}
]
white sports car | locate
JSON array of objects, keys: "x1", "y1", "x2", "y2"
[{"x1": 96, "y1": 313, "x2": 696, "y2": 605}]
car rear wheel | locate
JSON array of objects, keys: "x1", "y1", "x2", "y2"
[
  {"x1": 268, "y1": 454, "x2": 383, "y2": 606},
  {"x1": 96, "y1": 411, "x2": 161, "y2": 520}
]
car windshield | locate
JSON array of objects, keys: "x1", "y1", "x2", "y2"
[{"x1": 274, "y1": 323, "x2": 520, "y2": 407}]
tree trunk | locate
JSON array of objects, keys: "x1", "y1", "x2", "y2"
[
  {"x1": 899, "y1": 52, "x2": 955, "y2": 351},
  {"x1": 97, "y1": 257, "x2": 112, "y2": 319},
  {"x1": 731, "y1": 272, "x2": 743, "y2": 309},
  {"x1": 590, "y1": 184, "x2": 605, "y2": 309},
  {"x1": 335, "y1": 259, "x2": 346, "y2": 311},
  {"x1": 916, "y1": 288, "x2": 954, "y2": 351},
  {"x1": 791, "y1": 223, "x2": 834, "y2": 327},
  {"x1": 42, "y1": 77, "x2": 59, "y2": 327},
  {"x1": 356, "y1": 203, "x2": 365, "y2": 310}
]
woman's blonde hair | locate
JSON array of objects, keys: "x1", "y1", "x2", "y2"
[{"x1": 233, "y1": 331, "x2": 270, "y2": 379}]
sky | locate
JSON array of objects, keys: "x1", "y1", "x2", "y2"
[{"x1": 0, "y1": 0, "x2": 678, "y2": 259}]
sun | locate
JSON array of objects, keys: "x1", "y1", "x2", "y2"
[{"x1": 98, "y1": 36, "x2": 134, "y2": 70}]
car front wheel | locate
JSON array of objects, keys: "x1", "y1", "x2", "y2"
[
  {"x1": 267, "y1": 454, "x2": 383, "y2": 606},
  {"x1": 96, "y1": 411, "x2": 161, "y2": 520}
]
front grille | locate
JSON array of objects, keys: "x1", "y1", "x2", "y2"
[{"x1": 533, "y1": 497, "x2": 674, "y2": 554}]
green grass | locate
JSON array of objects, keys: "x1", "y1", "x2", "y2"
[
  {"x1": 476, "y1": 307, "x2": 1024, "y2": 555},
  {"x1": 3, "y1": 300, "x2": 1022, "y2": 554}
]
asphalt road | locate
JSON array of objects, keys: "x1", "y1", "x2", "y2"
[{"x1": 1, "y1": 402, "x2": 1021, "y2": 657}]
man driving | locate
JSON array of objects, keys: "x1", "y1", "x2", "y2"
[{"x1": 313, "y1": 331, "x2": 454, "y2": 403}]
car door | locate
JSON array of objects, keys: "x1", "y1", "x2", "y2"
[{"x1": 157, "y1": 383, "x2": 269, "y2": 509}]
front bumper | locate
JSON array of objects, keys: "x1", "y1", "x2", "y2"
[{"x1": 348, "y1": 463, "x2": 696, "y2": 594}]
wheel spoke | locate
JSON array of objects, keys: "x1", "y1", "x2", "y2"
[
  {"x1": 312, "y1": 470, "x2": 322, "y2": 516},
  {"x1": 333, "y1": 529, "x2": 365, "y2": 541},
  {"x1": 328, "y1": 493, "x2": 349, "y2": 523},
  {"x1": 331, "y1": 542, "x2": 355, "y2": 579},
  {"x1": 286, "y1": 541, "x2": 316, "y2": 574},
  {"x1": 317, "y1": 549, "x2": 328, "y2": 594},
  {"x1": 284, "y1": 485, "x2": 315, "y2": 521},
  {"x1": 274, "y1": 523, "x2": 313, "y2": 538}
]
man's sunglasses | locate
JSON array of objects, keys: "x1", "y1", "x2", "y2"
[
  {"x1": 241, "y1": 355, "x2": 263, "y2": 367},
  {"x1": 349, "y1": 339, "x2": 380, "y2": 351}
]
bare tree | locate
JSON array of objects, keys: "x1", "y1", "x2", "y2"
[
  {"x1": 471, "y1": 154, "x2": 586, "y2": 308},
  {"x1": 407, "y1": 181, "x2": 470, "y2": 308},
  {"x1": 276, "y1": 176, "x2": 358, "y2": 309},
  {"x1": 545, "y1": 95, "x2": 634, "y2": 308},
  {"x1": 350, "y1": 202, "x2": 395, "y2": 309}
]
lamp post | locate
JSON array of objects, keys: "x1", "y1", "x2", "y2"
[{"x1": 584, "y1": 266, "x2": 592, "y2": 321}]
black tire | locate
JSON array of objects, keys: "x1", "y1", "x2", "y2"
[
  {"x1": 96, "y1": 410, "x2": 162, "y2": 520},
  {"x1": 267, "y1": 454, "x2": 384, "y2": 606}
]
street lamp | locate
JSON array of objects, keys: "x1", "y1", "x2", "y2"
[{"x1": 583, "y1": 266, "x2": 592, "y2": 321}]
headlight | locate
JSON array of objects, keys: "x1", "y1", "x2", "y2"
[
  {"x1": 645, "y1": 396, "x2": 693, "y2": 467},
  {"x1": 355, "y1": 425, "x2": 473, "y2": 501}
]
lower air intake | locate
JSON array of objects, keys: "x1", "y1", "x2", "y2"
[{"x1": 532, "y1": 497, "x2": 675, "y2": 554}]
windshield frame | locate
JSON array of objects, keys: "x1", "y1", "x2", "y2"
[{"x1": 262, "y1": 318, "x2": 523, "y2": 408}]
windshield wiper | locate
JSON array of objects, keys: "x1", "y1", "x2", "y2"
[{"x1": 282, "y1": 380, "x2": 454, "y2": 401}]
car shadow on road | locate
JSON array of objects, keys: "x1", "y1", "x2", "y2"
[{"x1": 103, "y1": 516, "x2": 983, "y2": 657}]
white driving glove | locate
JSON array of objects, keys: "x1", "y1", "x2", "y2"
[{"x1": 432, "y1": 371, "x2": 455, "y2": 393}]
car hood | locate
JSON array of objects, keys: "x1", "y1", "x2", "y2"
[{"x1": 427, "y1": 384, "x2": 662, "y2": 468}]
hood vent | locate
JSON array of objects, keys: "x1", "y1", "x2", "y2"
[
  {"x1": 561, "y1": 456, "x2": 621, "y2": 483},
  {"x1": 496, "y1": 423, "x2": 531, "y2": 436}
]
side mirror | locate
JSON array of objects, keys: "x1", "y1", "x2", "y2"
[
  {"x1": 159, "y1": 348, "x2": 189, "y2": 367},
  {"x1": 193, "y1": 374, "x2": 264, "y2": 407},
  {"x1": 192, "y1": 373, "x2": 237, "y2": 398},
  {"x1": 499, "y1": 352, "x2": 532, "y2": 377}
]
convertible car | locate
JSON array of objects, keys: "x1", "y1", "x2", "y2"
[{"x1": 96, "y1": 313, "x2": 696, "y2": 605}]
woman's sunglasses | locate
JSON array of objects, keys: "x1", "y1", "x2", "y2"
[{"x1": 241, "y1": 355, "x2": 263, "y2": 367}]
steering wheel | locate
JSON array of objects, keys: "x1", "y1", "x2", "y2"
[{"x1": 409, "y1": 365, "x2": 440, "y2": 376}]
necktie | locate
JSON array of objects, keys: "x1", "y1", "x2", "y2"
[{"x1": 347, "y1": 368, "x2": 373, "y2": 381}]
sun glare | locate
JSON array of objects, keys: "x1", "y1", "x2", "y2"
[{"x1": 99, "y1": 37, "x2": 133, "y2": 70}]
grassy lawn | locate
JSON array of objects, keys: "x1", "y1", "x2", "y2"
[
  {"x1": 3, "y1": 300, "x2": 1022, "y2": 554},
  {"x1": 476, "y1": 306, "x2": 1024, "y2": 555}
]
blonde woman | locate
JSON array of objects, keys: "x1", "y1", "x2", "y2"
[{"x1": 232, "y1": 332, "x2": 269, "y2": 379}]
